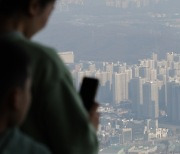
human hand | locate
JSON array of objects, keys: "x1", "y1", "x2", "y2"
[{"x1": 89, "y1": 102, "x2": 99, "y2": 131}]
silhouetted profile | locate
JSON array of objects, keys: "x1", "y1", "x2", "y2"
[
  {"x1": 0, "y1": 41, "x2": 51, "y2": 154},
  {"x1": 0, "y1": 0, "x2": 99, "y2": 154}
]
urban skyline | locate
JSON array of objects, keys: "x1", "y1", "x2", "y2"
[
  {"x1": 61, "y1": 51, "x2": 180, "y2": 153},
  {"x1": 58, "y1": 51, "x2": 180, "y2": 153}
]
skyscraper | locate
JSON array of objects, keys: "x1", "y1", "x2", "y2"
[
  {"x1": 129, "y1": 77, "x2": 145, "y2": 118},
  {"x1": 132, "y1": 65, "x2": 139, "y2": 78},
  {"x1": 113, "y1": 72, "x2": 127, "y2": 104},
  {"x1": 150, "y1": 69, "x2": 157, "y2": 81},
  {"x1": 167, "y1": 81, "x2": 180, "y2": 123},
  {"x1": 143, "y1": 81, "x2": 159, "y2": 119}
]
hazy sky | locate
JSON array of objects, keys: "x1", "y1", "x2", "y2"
[{"x1": 34, "y1": 1, "x2": 180, "y2": 63}]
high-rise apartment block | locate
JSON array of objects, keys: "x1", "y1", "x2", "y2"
[
  {"x1": 129, "y1": 77, "x2": 145, "y2": 117},
  {"x1": 143, "y1": 81, "x2": 159, "y2": 119},
  {"x1": 58, "y1": 51, "x2": 74, "y2": 64},
  {"x1": 113, "y1": 72, "x2": 126, "y2": 104},
  {"x1": 167, "y1": 81, "x2": 180, "y2": 123}
]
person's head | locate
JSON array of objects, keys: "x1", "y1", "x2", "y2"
[
  {"x1": 0, "y1": 0, "x2": 56, "y2": 38},
  {"x1": 0, "y1": 40, "x2": 32, "y2": 130}
]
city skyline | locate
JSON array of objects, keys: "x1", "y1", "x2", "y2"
[
  {"x1": 66, "y1": 51, "x2": 180, "y2": 153},
  {"x1": 69, "y1": 52, "x2": 180, "y2": 120}
]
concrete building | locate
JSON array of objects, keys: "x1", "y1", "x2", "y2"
[
  {"x1": 58, "y1": 51, "x2": 74, "y2": 64},
  {"x1": 166, "y1": 52, "x2": 174, "y2": 62},
  {"x1": 139, "y1": 67, "x2": 150, "y2": 81},
  {"x1": 122, "y1": 128, "x2": 132, "y2": 144},
  {"x1": 143, "y1": 82, "x2": 159, "y2": 119},
  {"x1": 129, "y1": 77, "x2": 145, "y2": 118},
  {"x1": 167, "y1": 81, "x2": 180, "y2": 123},
  {"x1": 113, "y1": 72, "x2": 128, "y2": 104},
  {"x1": 132, "y1": 65, "x2": 139, "y2": 78},
  {"x1": 150, "y1": 69, "x2": 157, "y2": 81},
  {"x1": 146, "y1": 119, "x2": 158, "y2": 132},
  {"x1": 105, "y1": 62, "x2": 114, "y2": 72}
]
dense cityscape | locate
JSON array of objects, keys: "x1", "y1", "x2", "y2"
[{"x1": 60, "y1": 52, "x2": 180, "y2": 153}]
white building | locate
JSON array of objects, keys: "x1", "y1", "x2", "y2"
[
  {"x1": 113, "y1": 72, "x2": 128, "y2": 104},
  {"x1": 58, "y1": 51, "x2": 74, "y2": 64}
]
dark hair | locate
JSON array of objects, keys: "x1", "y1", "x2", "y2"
[
  {"x1": 0, "y1": 40, "x2": 31, "y2": 103},
  {"x1": 0, "y1": 0, "x2": 55, "y2": 16}
]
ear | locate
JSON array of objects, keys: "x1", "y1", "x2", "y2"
[{"x1": 28, "y1": 0, "x2": 41, "y2": 16}]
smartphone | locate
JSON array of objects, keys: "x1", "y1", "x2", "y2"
[{"x1": 79, "y1": 77, "x2": 99, "y2": 112}]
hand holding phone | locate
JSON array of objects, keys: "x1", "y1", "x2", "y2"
[
  {"x1": 89, "y1": 102, "x2": 99, "y2": 130},
  {"x1": 79, "y1": 77, "x2": 99, "y2": 112}
]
